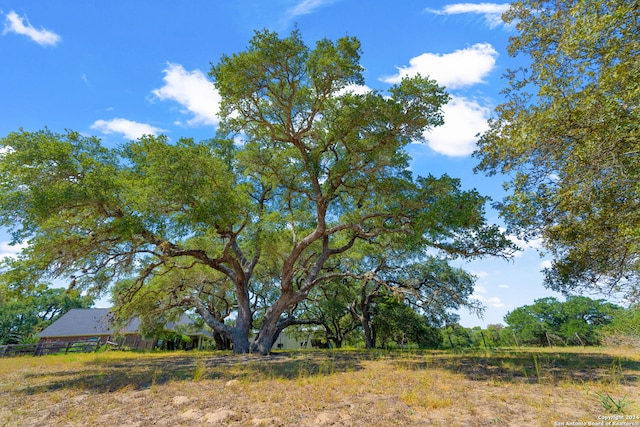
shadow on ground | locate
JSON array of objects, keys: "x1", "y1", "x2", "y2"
[
  {"x1": 16, "y1": 348, "x2": 640, "y2": 395},
  {"x1": 19, "y1": 351, "x2": 371, "y2": 394},
  {"x1": 390, "y1": 349, "x2": 640, "y2": 385}
]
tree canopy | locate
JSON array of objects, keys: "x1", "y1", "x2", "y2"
[
  {"x1": 0, "y1": 29, "x2": 514, "y2": 354},
  {"x1": 291, "y1": 241, "x2": 483, "y2": 349},
  {"x1": 474, "y1": 0, "x2": 640, "y2": 301},
  {"x1": 504, "y1": 296, "x2": 621, "y2": 346},
  {"x1": 0, "y1": 284, "x2": 94, "y2": 344}
]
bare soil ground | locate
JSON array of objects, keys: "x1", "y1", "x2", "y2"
[{"x1": 1, "y1": 347, "x2": 638, "y2": 426}]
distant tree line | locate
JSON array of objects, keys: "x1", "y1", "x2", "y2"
[
  {"x1": 439, "y1": 297, "x2": 637, "y2": 350},
  {"x1": 277, "y1": 295, "x2": 638, "y2": 350}
]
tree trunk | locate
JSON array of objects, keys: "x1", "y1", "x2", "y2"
[
  {"x1": 197, "y1": 310, "x2": 250, "y2": 353},
  {"x1": 232, "y1": 287, "x2": 253, "y2": 354},
  {"x1": 230, "y1": 328, "x2": 250, "y2": 353},
  {"x1": 360, "y1": 297, "x2": 374, "y2": 349},
  {"x1": 187, "y1": 293, "x2": 252, "y2": 354},
  {"x1": 545, "y1": 331, "x2": 552, "y2": 347},
  {"x1": 252, "y1": 292, "x2": 303, "y2": 355},
  {"x1": 252, "y1": 322, "x2": 278, "y2": 355},
  {"x1": 362, "y1": 315, "x2": 374, "y2": 349},
  {"x1": 212, "y1": 331, "x2": 231, "y2": 350},
  {"x1": 357, "y1": 283, "x2": 378, "y2": 349},
  {"x1": 333, "y1": 322, "x2": 344, "y2": 349}
]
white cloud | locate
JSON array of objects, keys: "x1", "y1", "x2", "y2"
[
  {"x1": 90, "y1": 118, "x2": 164, "y2": 140},
  {"x1": 474, "y1": 293, "x2": 506, "y2": 308},
  {"x1": 426, "y1": 3, "x2": 511, "y2": 28},
  {"x1": 498, "y1": 284, "x2": 509, "y2": 289},
  {"x1": 485, "y1": 296, "x2": 506, "y2": 308},
  {"x1": 384, "y1": 44, "x2": 499, "y2": 157},
  {"x1": 502, "y1": 230, "x2": 544, "y2": 256},
  {"x1": 509, "y1": 235, "x2": 543, "y2": 251},
  {"x1": 336, "y1": 84, "x2": 372, "y2": 96},
  {"x1": 474, "y1": 285, "x2": 488, "y2": 294},
  {"x1": 472, "y1": 270, "x2": 489, "y2": 279},
  {"x1": 286, "y1": 0, "x2": 336, "y2": 19},
  {"x1": 152, "y1": 63, "x2": 220, "y2": 127},
  {"x1": 2, "y1": 11, "x2": 61, "y2": 46},
  {"x1": 382, "y1": 43, "x2": 498, "y2": 89},
  {"x1": 540, "y1": 259, "x2": 553, "y2": 269},
  {"x1": 423, "y1": 95, "x2": 491, "y2": 156},
  {"x1": 0, "y1": 241, "x2": 27, "y2": 260}
]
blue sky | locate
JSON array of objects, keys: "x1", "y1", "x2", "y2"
[{"x1": 0, "y1": 1, "x2": 567, "y2": 327}]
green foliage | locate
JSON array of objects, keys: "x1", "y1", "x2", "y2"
[
  {"x1": 485, "y1": 324, "x2": 515, "y2": 347},
  {"x1": 504, "y1": 296, "x2": 621, "y2": 346},
  {"x1": 0, "y1": 285, "x2": 93, "y2": 344},
  {"x1": 372, "y1": 296, "x2": 440, "y2": 349},
  {"x1": 600, "y1": 304, "x2": 640, "y2": 346},
  {"x1": 0, "y1": 128, "x2": 256, "y2": 350},
  {"x1": 297, "y1": 278, "x2": 361, "y2": 348},
  {"x1": 0, "y1": 29, "x2": 514, "y2": 354},
  {"x1": 474, "y1": 0, "x2": 640, "y2": 300},
  {"x1": 293, "y1": 238, "x2": 488, "y2": 349},
  {"x1": 211, "y1": 29, "x2": 512, "y2": 352},
  {"x1": 440, "y1": 324, "x2": 473, "y2": 349},
  {"x1": 387, "y1": 257, "x2": 483, "y2": 323}
]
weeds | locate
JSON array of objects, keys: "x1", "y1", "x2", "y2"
[
  {"x1": 400, "y1": 389, "x2": 452, "y2": 409},
  {"x1": 317, "y1": 357, "x2": 335, "y2": 376},
  {"x1": 149, "y1": 368, "x2": 159, "y2": 392},
  {"x1": 609, "y1": 358, "x2": 625, "y2": 386},
  {"x1": 1, "y1": 347, "x2": 638, "y2": 427},
  {"x1": 597, "y1": 391, "x2": 632, "y2": 414},
  {"x1": 533, "y1": 354, "x2": 542, "y2": 384},
  {"x1": 192, "y1": 359, "x2": 206, "y2": 382}
]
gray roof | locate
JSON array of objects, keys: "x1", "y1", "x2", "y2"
[
  {"x1": 37, "y1": 308, "x2": 139, "y2": 338},
  {"x1": 37, "y1": 308, "x2": 208, "y2": 338}
]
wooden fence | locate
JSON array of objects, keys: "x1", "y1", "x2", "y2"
[
  {"x1": 0, "y1": 343, "x2": 37, "y2": 358},
  {"x1": 0, "y1": 340, "x2": 101, "y2": 358}
]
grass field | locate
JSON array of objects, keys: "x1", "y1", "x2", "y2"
[{"x1": 0, "y1": 347, "x2": 638, "y2": 426}]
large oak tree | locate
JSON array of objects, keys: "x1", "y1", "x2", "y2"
[{"x1": 1, "y1": 30, "x2": 513, "y2": 354}]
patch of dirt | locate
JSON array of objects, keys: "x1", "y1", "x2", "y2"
[{"x1": 0, "y1": 348, "x2": 638, "y2": 426}]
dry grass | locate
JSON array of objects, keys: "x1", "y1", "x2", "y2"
[{"x1": 0, "y1": 347, "x2": 638, "y2": 426}]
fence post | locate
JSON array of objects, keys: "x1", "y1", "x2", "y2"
[{"x1": 480, "y1": 331, "x2": 488, "y2": 349}]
